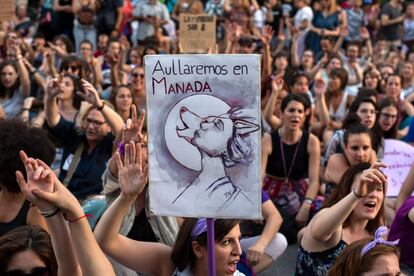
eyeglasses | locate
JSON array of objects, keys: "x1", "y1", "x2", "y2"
[
  {"x1": 63, "y1": 65, "x2": 80, "y2": 72},
  {"x1": 84, "y1": 117, "x2": 106, "y2": 126},
  {"x1": 131, "y1": 72, "x2": 144, "y2": 79},
  {"x1": 380, "y1": 113, "x2": 397, "y2": 120},
  {"x1": 4, "y1": 266, "x2": 48, "y2": 276}
]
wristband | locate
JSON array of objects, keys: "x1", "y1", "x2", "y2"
[
  {"x1": 22, "y1": 108, "x2": 30, "y2": 111},
  {"x1": 39, "y1": 207, "x2": 59, "y2": 217},
  {"x1": 97, "y1": 101, "x2": 105, "y2": 111},
  {"x1": 67, "y1": 214, "x2": 93, "y2": 223},
  {"x1": 353, "y1": 189, "x2": 365, "y2": 199},
  {"x1": 16, "y1": 54, "x2": 23, "y2": 60},
  {"x1": 304, "y1": 197, "x2": 313, "y2": 205}
]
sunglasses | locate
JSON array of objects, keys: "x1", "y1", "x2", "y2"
[
  {"x1": 64, "y1": 65, "x2": 80, "y2": 72},
  {"x1": 131, "y1": 72, "x2": 144, "y2": 78},
  {"x1": 4, "y1": 266, "x2": 48, "y2": 276}
]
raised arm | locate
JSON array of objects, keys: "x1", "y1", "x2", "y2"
[
  {"x1": 44, "y1": 77, "x2": 62, "y2": 127},
  {"x1": 15, "y1": 45, "x2": 31, "y2": 97},
  {"x1": 262, "y1": 77, "x2": 283, "y2": 129},
  {"x1": 94, "y1": 142, "x2": 174, "y2": 275},
  {"x1": 396, "y1": 162, "x2": 414, "y2": 210},
  {"x1": 303, "y1": 163, "x2": 387, "y2": 249},
  {"x1": 16, "y1": 152, "x2": 82, "y2": 276},
  {"x1": 291, "y1": 32, "x2": 300, "y2": 67},
  {"x1": 313, "y1": 79, "x2": 330, "y2": 128},
  {"x1": 78, "y1": 79, "x2": 124, "y2": 136},
  {"x1": 20, "y1": 154, "x2": 115, "y2": 276},
  {"x1": 261, "y1": 25, "x2": 274, "y2": 80}
]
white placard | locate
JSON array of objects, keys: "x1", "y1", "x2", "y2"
[
  {"x1": 382, "y1": 139, "x2": 414, "y2": 197},
  {"x1": 145, "y1": 54, "x2": 261, "y2": 219}
]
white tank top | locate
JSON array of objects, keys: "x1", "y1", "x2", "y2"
[{"x1": 329, "y1": 92, "x2": 349, "y2": 122}]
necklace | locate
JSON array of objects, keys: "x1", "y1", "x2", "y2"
[{"x1": 279, "y1": 130, "x2": 302, "y2": 185}]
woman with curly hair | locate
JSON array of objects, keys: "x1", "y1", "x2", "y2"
[{"x1": 0, "y1": 120, "x2": 55, "y2": 236}]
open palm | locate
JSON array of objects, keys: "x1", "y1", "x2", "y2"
[{"x1": 116, "y1": 141, "x2": 148, "y2": 200}]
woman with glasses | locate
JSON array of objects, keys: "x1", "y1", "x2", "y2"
[
  {"x1": 382, "y1": 75, "x2": 414, "y2": 137},
  {"x1": 45, "y1": 77, "x2": 123, "y2": 201},
  {"x1": 373, "y1": 98, "x2": 399, "y2": 139}
]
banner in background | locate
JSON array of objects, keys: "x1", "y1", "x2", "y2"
[{"x1": 382, "y1": 139, "x2": 414, "y2": 197}]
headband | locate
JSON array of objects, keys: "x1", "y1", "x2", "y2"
[
  {"x1": 191, "y1": 218, "x2": 211, "y2": 240},
  {"x1": 361, "y1": 226, "x2": 399, "y2": 256}
]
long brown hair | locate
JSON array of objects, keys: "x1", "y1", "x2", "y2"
[
  {"x1": 327, "y1": 237, "x2": 400, "y2": 276},
  {"x1": 323, "y1": 163, "x2": 385, "y2": 234},
  {"x1": 0, "y1": 226, "x2": 57, "y2": 275},
  {"x1": 171, "y1": 218, "x2": 239, "y2": 271}
]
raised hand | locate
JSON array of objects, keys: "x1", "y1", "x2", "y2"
[
  {"x1": 354, "y1": 163, "x2": 387, "y2": 198},
  {"x1": 314, "y1": 79, "x2": 326, "y2": 96},
  {"x1": 360, "y1": 27, "x2": 370, "y2": 40},
  {"x1": 45, "y1": 77, "x2": 61, "y2": 98},
  {"x1": 78, "y1": 79, "x2": 102, "y2": 108},
  {"x1": 261, "y1": 25, "x2": 274, "y2": 46},
  {"x1": 115, "y1": 141, "x2": 148, "y2": 200},
  {"x1": 122, "y1": 105, "x2": 146, "y2": 144},
  {"x1": 271, "y1": 74, "x2": 284, "y2": 93},
  {"x1": 16, "y1": 151, "x2": 55, "y2": 212},
  {"x1": 225, "y1": 22, "x2": 242, "y2": 44}
]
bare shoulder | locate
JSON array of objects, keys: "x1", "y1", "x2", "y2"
[{"x1": 261, "y1": 132, "x2": 273, "y2": 154}]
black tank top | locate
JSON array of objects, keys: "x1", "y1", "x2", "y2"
[
  {"x1": 0, "y1": 200, "x2": 31, "y2": 237},
  {"x1": 266, "y1": 130, "x2": 309, "y2": 180}
]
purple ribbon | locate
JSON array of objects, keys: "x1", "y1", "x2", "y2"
[
  {"x1": 191, "y1": 218, "x2": 211, "y2": 240},
  {"x1": 361, "y1": 226, "x2": 399, "y2": 256},
  {"x1": 117, "y1": 142, "x2": 125, "y2": 156}
]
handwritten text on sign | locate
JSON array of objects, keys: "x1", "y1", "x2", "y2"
[
  {"x1": 382, "y1": 139, "x2": 414, "y2": 196},
  {"x1": 179, "y1": 14, "x2": 216, "y2": 53},
  {"x1": 150, "y1": 59, "x2": 249, "y2": 95}
]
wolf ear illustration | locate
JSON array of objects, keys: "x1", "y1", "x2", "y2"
[
  {"x1": 229, "y1": 107, "x2": 260, "y2": 136},
  {"x1": 233, "y1": 119, "x2": 260, "y2": 136}
]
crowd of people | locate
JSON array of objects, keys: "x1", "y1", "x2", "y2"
[{"x1": 1, "y1": 0, "x2": 414, "y2": 275}]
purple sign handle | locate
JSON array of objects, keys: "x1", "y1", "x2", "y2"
[{"x1": 207, "y1": 218, "x2": 216, "y2": 276}]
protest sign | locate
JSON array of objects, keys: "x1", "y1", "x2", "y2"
[
  {"x1": 0, "y1": 0, "x2": 14, "y2": 22},
  {"x1": 382, "y1": 139, "x2": 414, "y2": 197},
  {"x1": 145, "y1": 54, "x2": 261, "y2": 219},
  {"x1": 179, "y1": 14, "x2": 216, "y2": 53}
]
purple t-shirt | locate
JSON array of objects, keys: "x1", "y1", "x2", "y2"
[{"x1": 388, "y1": 196, "x2": 414, "y2": 267}]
